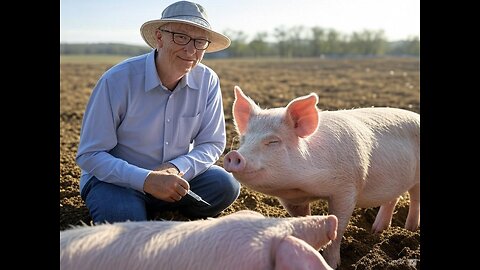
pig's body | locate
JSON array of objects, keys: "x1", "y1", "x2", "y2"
[
  {"x1": 60, "y1": 210, "x2": 338, "y2": 270},
  {"x1": 224, "y1": 86, "x2": 420, "y2": 269}
]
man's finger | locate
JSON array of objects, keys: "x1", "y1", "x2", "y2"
[
  {"x1": 175, "y1": 187, "x2": 187, "y2": 197},
  {"x1": 178, "y1": 178, "x2": 190, "y2": 191}
]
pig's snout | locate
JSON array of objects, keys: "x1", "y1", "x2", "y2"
[{"x1": 224, "y1": 150, "x2": 246, "y2": 172}]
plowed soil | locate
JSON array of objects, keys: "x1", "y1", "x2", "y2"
[{"x1": 60, "y1": 56, "x2": 420, "y2": 270}]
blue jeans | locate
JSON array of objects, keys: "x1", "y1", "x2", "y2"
[{"x1": 81, "y1": 165, "x2": 241, "y2": 224}]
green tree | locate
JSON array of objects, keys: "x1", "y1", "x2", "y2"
[
  {"x1": 249, "y1": 32, "x2": 269, "y2": 57},
  {"x1": 223, "y1": 29, "x2": 249, "y2": 57},
  {"x1": 274, "y1": 26, "x2": 292, "y2": 57},
  {"x1": 311, "y1": 27, "x2": 326, "y2": 56}
]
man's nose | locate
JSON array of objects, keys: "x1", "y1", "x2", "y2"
[{"x1": 184, "y1": 40, "x2": 197, "y2": 54}]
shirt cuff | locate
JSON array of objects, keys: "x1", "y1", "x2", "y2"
[
  {"x1": 169, "y1": 158, "x2": 191, "y2": 180},
  {"x1": 128, "y1": 167, "x2": 152, "y2": 193}
]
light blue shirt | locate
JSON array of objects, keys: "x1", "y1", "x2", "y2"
[{"x1": 76, "y1": 49, "x2": 226, "y2": 194}]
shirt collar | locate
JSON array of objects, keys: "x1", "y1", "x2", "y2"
[
  {"x1": 144, "y1": 49, "x2": 200, "y2": 92},
  {"x1": 144, "y1": 49, "x2": 161, "y2": 92},
  {"x1": 178, "y1": 69, "x2": 199, "y2": 91}
]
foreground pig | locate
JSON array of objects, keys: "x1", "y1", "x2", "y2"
[
  {"x1": 60, "y1": 210, "x2": 338, "y2": 270},
  {"x1": 223, "y1": 86, "x2": 420, "y2": 269}
]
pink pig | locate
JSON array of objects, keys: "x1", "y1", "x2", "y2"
[
  {"x1": 60, "y1": 210, "x2": 338, "y2": 270},
  {"x1": 224, "y1": 86, "x2": 420, "y2": 269}
]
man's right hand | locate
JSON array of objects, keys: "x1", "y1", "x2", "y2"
[{"x1": 143, "y1": 167, "x2": 190, "y2": 202}]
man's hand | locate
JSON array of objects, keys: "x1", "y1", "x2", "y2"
[{"x1": 143, "y1": 163, "x2": 189, "y2": 202}]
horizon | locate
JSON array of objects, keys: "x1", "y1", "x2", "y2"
[{"x1": 60, "y1": 0, "x2": 420, "y2": 46}]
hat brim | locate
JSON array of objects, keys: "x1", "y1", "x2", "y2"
[{"x1": 140, "y1": 19, "x2": 231, "y2": 53}]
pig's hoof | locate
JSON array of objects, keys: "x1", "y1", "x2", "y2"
[
  {"x1": 371, "y1": 214, "x2": 392, "y2": 233},
  {"x1": 371, "y1": 223, "x2": 390, "y2": 234},
  {"x1": 404, "y1": 221, "x2": 419, "y2": 231}
]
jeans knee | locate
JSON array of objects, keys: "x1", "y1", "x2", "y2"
[
  {"x1": 84, "y1": 179, "x2": 148, "y2": 224},
  {"x1": 218, "y1": 173, "x2": 241, "y2": 203},
  {"x1": 206, "y1": 167, "x2": 241, "y2": 204}
]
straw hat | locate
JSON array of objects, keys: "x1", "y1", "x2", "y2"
[{"x1": 140, "y1": 1, "x2": 231, "y2": 53}]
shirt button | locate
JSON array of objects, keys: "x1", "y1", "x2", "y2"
[
  {"x1": 165, "y1": 142, "x2": 169, "y2": 145},
  {"x1": 167, "y1": 119, "x2": 170, "y2": 122}
]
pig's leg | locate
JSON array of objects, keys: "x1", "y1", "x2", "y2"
[
  {"x1": 371, "y1": 198, "x2": 399, "y2": 233},
  {"x1": 273, "y1": 235, "x2": 334, "y2": 270},
  {"x1": 278, "y1": 198, "x2": 311, "y2": 216},
  {"x1": 321, "y1": 195, "x2": 357, "y2": 269},
  {"x1": 405, "y1": 183, "x2": 420, "y2": 231}
]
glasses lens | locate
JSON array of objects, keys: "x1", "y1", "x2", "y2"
[
  {"x1": 195, "y1": 40, "x2": 209, "y2": 50},
  {"x1": 173, "y1": 33, "x2": 190, "y2": 45},
  {"x1": 165, "y1": 30, "x2": 210, "y2": 50}
]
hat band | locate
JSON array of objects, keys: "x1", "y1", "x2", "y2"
[{"x1": 162, "y1": 15, "x2": 211, "y2": 28}]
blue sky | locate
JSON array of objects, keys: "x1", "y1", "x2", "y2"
[{"x1": 60, "y1": 0, "x2": 420, "y2": 46}]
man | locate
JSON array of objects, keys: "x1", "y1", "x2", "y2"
[{"x1": 76, "y1": 1, "x2": 240, "y2": 223}]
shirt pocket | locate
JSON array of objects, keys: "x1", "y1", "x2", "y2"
[{"x1": 176, "y1": 112, "x2": 201, "y2": 145}]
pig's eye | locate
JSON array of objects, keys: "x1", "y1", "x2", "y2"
[{"x1": 266, "y1": 140, "x2": 280, "y2": 146}]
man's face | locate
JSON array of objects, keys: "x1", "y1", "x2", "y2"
[{"x1": 156, "y1": 23, "x2": 209, "y2": 75}]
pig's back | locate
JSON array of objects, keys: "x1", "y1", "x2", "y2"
[
  {"x1": 343, "y1": 107, "x2": 419, "y2": 137},
  {"x1": 343, "y1": 107, "x2": 420, "y2": 164},
  {"x1": 317, "y1": 107, "x2": 419, "y2": 156},
  {"x1": 60, "y1": 216, "x2": 286, "y2": 270},
  {"x1": 314, "y1": 107, "x2": 419, "y2": 207}
]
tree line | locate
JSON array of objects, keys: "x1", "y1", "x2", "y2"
[{"x1": 60, "y1": 26, "x2": 419, "y2": 58}]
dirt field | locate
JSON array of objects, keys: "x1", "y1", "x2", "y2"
[{"x1": 60, "y1": 56, "x2": 420, "y2": 269}]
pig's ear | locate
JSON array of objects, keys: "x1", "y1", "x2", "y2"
[
  {"x1": 233, "y1": 86, "x2": 260, "y2": 135},
  {"x1": 273, "y1": 235, "x2": 331, "y2": 270},
  {"x1": 290, "y1": 215, "x2": 338, "y2": 250},
  {"x1": 286, "y1": 93, "x2": 319, "y2": 138}
]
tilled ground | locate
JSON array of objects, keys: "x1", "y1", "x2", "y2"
[{"x1": 60, "y1": 56, "x2": 420, "y2": 270}]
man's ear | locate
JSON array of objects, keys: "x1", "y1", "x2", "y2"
[{"x1": 155, "y1": 29, "x2": 164, "y2": 48}]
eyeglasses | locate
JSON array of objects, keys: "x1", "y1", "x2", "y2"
[{"x1": 160, "y1": 30, "x2": 211, "y2": 50}]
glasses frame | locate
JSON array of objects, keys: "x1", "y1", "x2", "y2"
[{"x1": 160, "y1": 29, "x2": 211, "y2": 50}]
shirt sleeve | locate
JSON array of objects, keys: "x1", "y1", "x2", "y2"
[
  {"x1": 76, "y1": 77, "x2": 151, "y2": 192},
  {"x1": 169, "y1": 75, "x2": 226, "y2": 180}
]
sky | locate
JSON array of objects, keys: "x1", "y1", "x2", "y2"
[{"x1": 60, "y1": 0, "x2": 420, "y2": 46}]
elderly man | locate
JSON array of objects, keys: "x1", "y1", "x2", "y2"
[{"x1": 76, "y1": 1, "x2": 240, "y2": 223}]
